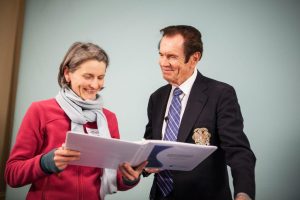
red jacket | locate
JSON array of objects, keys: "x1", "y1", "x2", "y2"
[{"x1": 5, "y1": 98, "x2": 136, "y2": 200}]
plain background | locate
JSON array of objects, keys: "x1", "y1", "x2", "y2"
[{"x1": 6, "y1": 0, "x2": 300, "y2": 199}]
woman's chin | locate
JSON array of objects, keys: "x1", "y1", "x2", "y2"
[{"x1": 81, "y1": 94, "x2": 97, "y2": 101}]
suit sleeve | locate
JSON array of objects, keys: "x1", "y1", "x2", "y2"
[
  {"x1": 216, "y1": 86, "x2": 256, "y2": 199},
  {"x1": 144, "y1": 94, "x2": 154, "y2": 140}
]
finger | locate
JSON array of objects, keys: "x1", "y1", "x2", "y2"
[
  {"x1": 123, "y1": 162, "x2": 138, "y2": 176},
  {"x1": 53, "y1": 154, "x2": 80, "y2": 169},
  {"x1": 54, "y1": 155, "x2": 70, "y2": 170},
  {"x1": 145, "y1": 168, "x2": 160, "y2": 173},
  {"x1": 135, "y1": 161, "x2": 148, "y2": 173},
  {"x1": 119, "y1": 163, "x2": 136, "y2": 181},
  {"x1": 54, "y1": 154, "x2": 80, "y2": 163},
  {"x1": 55, "y1": 149, "x2": 81, "y2": 157},
  {"x1": 125, "y1": 161, "x2": 147, "y2": 179},
  {"x1": 60, "y1": 149, "x2": 80, "y2": 156},
  {"x1": 54, "y1": 155, "x2": 80, "y2": 170},
  {"x1": 56, "y1": 162, "x2": 68, "y2": 170}
]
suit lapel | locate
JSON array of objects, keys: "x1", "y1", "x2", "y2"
[
  {"x1": 152, "y1": 85, "x2": 171, "y2": 140},
  {"x1": 177, "y1": 72, "x2": 208, "y2": 142}
]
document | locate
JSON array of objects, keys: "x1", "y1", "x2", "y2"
[{"x1": 65, "y1": 131, "x2": 217, "y2": 171}]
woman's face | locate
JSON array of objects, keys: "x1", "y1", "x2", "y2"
[{"x1": 64, "y1": 59, "x2": 106, "y2": 100}]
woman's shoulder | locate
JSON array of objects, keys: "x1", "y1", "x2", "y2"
[
  {"x1": 30, "y1": 98, "x2": 55, "y2": 104},
  {"x1": 102, "y1": 108, "x2": 116, "y2": 119},
  {"x1": 30, "y1": 98, "x2": 59, "y2": 110},
  {"x1": 21, "y1": 98, "x2": 67, "y2": 129},
  {"x1": 28, "y1": 98, "x2": 66, "y2": 119},
  {"x1": 102, "y1": 108, "x2": 119, "y2": 138}
]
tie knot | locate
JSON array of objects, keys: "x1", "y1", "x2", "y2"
[{"x1": 173, "y1": 88, "x2": 183, "y2": 96}]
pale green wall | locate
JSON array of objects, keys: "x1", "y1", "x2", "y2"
[{"x1": 6, "y1": 0, "x2": 300, "y2": 199}]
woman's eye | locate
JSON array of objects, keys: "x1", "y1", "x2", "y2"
[{"x1": 83, "y1": 75, "x2": 92, "y2": 79}]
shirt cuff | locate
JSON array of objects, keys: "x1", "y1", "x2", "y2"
[{"x1": 235, "y1": 192, "x2": 252, "y2": 200}]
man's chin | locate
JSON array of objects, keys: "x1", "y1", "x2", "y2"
[{"x1": 162, "y1": 74, "x2": 172, "y2": 82}]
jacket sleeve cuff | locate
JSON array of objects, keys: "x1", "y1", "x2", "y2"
[
  {"x1": 122, "y1": 176, "x2": 140, "y2": 186},
  {"x1": 116, "y1": 170, "x2": 139, "y2": 191},
  {"x1": 40, "y1": 149, "x2": 62, "y2": 174}
]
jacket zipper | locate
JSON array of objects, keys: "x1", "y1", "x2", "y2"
[
  {"x1": 42, "y1": 176, "x2": 49, "y2": 200},
  {"x1": 78, "y1": 167, "x2": 82, "y2": 200}
]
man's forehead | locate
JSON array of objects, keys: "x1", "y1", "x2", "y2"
[
  {"x1": 161, "y1": 34, "x2": 184, "y2": 44},
  {"x1": 160, "y1": 35, "x2": 184, "y2": 53}
]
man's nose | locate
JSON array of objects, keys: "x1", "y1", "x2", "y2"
[{"x1": 159, "y1": 56, "x2": 169, "y2": 67}]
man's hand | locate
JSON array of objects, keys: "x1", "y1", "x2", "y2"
[{"x1": 235, "y1": 193, "x2": 252, "y2": 200}]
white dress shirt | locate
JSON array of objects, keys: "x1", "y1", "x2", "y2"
[{"x1": 161, "y1": 68, "x2": 198, "y2": 138}]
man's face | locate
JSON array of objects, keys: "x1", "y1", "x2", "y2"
[{"x1": 159, "y1": 34, "x2": 196, "y2": 86}]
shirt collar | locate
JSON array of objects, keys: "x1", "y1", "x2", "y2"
[{"x1": 171, "y1": 67, "x2": 198, "y2": 95}]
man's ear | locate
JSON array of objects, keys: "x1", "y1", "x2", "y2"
[
  {"x1": 193, "y1": 52, "x2": 201, "y2": 62},
  {"x1": 189, "y1": 52, "x2": 201, "y2": 65}
]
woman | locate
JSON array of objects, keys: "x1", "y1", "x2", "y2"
[{"x1": 5, "y1": 42, "x2": 147, "y2": 200}]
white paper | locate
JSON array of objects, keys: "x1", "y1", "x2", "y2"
[{"x1": 65, "y1": 131, "x2": 217, "y2": 171}]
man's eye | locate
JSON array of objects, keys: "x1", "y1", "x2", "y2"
[{"x1": 168, "y1": 55, "x2": 177, "y2": 60}]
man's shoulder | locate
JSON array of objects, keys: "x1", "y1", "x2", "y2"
[
  {"x1": 150, "y1": 84, "x2": 170, "y2": 97},
  {"x1": 199, "y1": 74, "x2": 235, "y2": 92},
  {"x1": 149, "y1": 73, "x2": 236, "y2": 97},
  {"x1": 153, "y1": 84, "x2": 170, "y2": 93}
]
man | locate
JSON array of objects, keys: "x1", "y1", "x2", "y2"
[{"x1": 143, "y1": 25, "x2": 256, "y2": 200}]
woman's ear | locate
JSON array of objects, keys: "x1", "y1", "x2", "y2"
[{"x1": 64, "y1": 68, "x2": 70, "y2": 83}]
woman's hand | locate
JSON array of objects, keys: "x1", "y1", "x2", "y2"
[
  {"x1": 144, "y1": 168, "x2": 161, "y2": 174},
  {"x1": 53, "y1": 144, "x2": 81, "y2": 170},
  {"x1": 118, "y1": 161, "x2": 148, "y2": 181}
]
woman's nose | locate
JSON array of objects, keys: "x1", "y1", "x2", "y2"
[{"x1": 90, "y1": 78, "x2": 100, "y2": 89}]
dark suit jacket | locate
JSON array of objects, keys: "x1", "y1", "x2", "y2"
[{"x1": 144, "y1": 72, "x2": 256, "y2": 200}]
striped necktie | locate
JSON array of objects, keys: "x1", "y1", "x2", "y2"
[{"x1": 156, "y1": 87, "x2": 183, "y2": 197}]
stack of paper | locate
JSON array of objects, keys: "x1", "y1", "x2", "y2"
[{"x1": 65, "y1": 131, "x2": 217, "y2": 171}]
